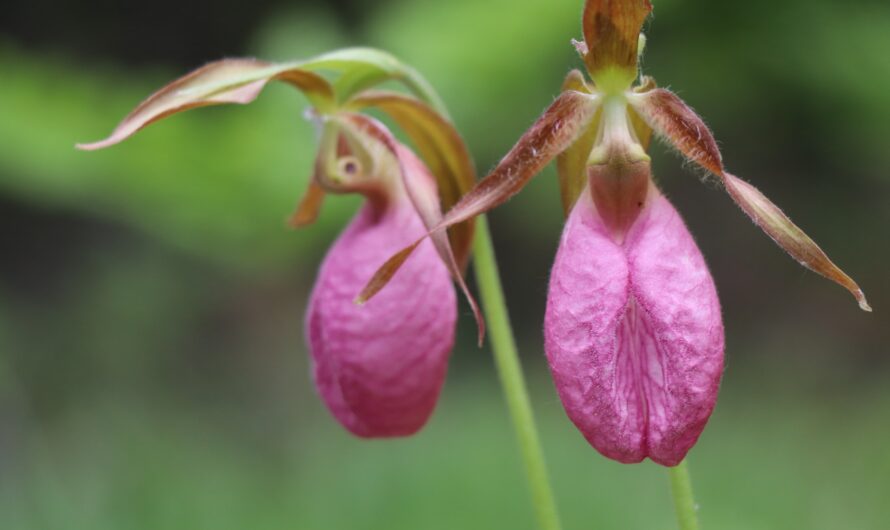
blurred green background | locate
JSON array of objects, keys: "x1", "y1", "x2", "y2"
[{"x1": 2, "y1": 0, "x2": 889, "y2": 528}]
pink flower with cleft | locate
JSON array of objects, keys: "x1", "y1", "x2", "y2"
[
  {"x1": 77, "y1": 49, "x2": 483, "y2": 437},
  {"x1": 371, "y1": 0, "x2": 870, "y2": 464}
]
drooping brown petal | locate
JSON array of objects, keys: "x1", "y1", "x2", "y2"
[
  {"x1": 582, "y1": 0, "x2": 652, "y2": 76},
  {"x1": 434, "y1": 89, "x2": 599, "y2": 230},
  {"x1": 77, "y1": 60, "x2": 334, "y2": 151},
  {"x1": 556, "y1": 70, "x2": 600, "y2": 216},
  {"x1": 723, "y1": 174, "x2": 871, "y2": 311},
  {"x1": 629, "y1": 88, "x2": 723, "y2": 174},
  {"x1": 288, "y1": 134, "x2": 347, "y2": 229},
  {"x1": 356, "y1": 240, "x2": 424, "y2": 303},
  {"x1": 630, "y1": 89, "x2": 871, "y2": 311},
  {"x1": 288, "y1": 179, "x2": 326, "y2": 228},
  {"x1": 348, "y1": 91, "x2": 476, "y2": 271},
  {"x1": 341, "y1": 113, "x2": 485, "y2": 343}
]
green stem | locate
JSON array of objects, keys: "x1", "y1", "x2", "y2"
[
  {"x1": 668, "y1": 460, "x2": 700, "y2": 530},
  {"x1": 472, "y1": 215, "x2": 562, "y2": 530}
]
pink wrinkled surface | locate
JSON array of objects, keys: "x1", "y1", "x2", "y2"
[
  {"x1": 306, "y1": 198, "x2": 456, "y2": 438},
  {"x1": 545, "y1": 189, "x2": 724, "y2": 466}
]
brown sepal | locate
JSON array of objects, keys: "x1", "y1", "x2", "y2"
[
  {"x1": 288, "y1": 179, "x2": 326, "y2": 228},
  {"x1": 582, "y1": 0, "x2": 652, "y2": 74},
  {"x1": 432, "y1": 89, "x2": 599, "y2": 229},
  {"x1": 631, "y1": 88, "x2": 723, "y2": 174}
]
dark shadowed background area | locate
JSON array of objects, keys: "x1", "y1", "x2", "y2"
[{"x1": 2, "y1": 0, "x2": 889, "y2": 528}]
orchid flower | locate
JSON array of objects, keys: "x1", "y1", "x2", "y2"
[
  {"x1": 77, "y1": 49, "x2": 483, "y2": 437},
  {"x1": 368, "y1": 0, "x2": 870, "y2": 464}
]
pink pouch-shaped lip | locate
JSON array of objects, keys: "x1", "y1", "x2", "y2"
[
  {"x1": 306, "y1": 198, "x2": 457, "y2": 438},
  {"x1": 545, "y1": 186, "x2": 724, "y2": 466}
]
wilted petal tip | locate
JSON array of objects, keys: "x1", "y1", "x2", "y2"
[
  {"x1": 75, "y1": 139, "x2": 112, "y2": 151},
  {"x1": 855, "y1": 290, "x2": 872, "y2": 312}
]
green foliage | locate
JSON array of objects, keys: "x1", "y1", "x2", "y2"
[{"x1": 2, "y1": 377, "x2": 889, "y2": 530}]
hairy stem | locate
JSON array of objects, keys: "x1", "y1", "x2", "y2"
[
  {"x1": 668, "y1": 460, "x2": 700, "y2": 530},
  {"x1": 472, "y1": 215, "x2": 562, "y2": 530}
]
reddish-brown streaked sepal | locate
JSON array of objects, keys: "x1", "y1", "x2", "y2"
[
  {"x1": 434, "y1": 89, "x2": 599, "y2": 230},
  {"x1": 77, "y1": 60, "x2": 334, "y2": 151},
  {"x1": 723, "y1": 174, "x2": 871, "y2": 311},
  {"x1": 348, "y1": 91, "x2": 476, "y2": 271},
  {"x1": 628, "y1": 88, "x2": 724, "y2": 174},
  {"x1": 629, "y1": 88, "x2": 871, "y2": 311},
  {"x1": 581, "y1": 0, "x2": 652, "y2": 86},
  {"x1": 342, "y1": 113, "x2": 485, "y2": 343},
  {"x1": 556, "y1": 70, "x2": 600, "y2": 216}
]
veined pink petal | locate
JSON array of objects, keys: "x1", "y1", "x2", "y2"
[
  {"x1": 545, "y1": 187, "x2": 723, "y2": 466},
  {"x1": 306, "y1": 196, "x2": 456, "y2": 438}
]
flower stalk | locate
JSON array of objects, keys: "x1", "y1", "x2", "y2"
[
  {"x1": 472, "y1": 215, "x2": 562, "y2": 530},
  {"x1": 668, "y1": 460, "x2": 700, "y2": 530}
]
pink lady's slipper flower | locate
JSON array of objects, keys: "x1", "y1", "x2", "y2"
[
  {"x1": 369, "y1": 0, "x2": 870, "y2": 464},
  {"x1": 78, "y1": 49, "x2": 483, "y2": 437}
]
